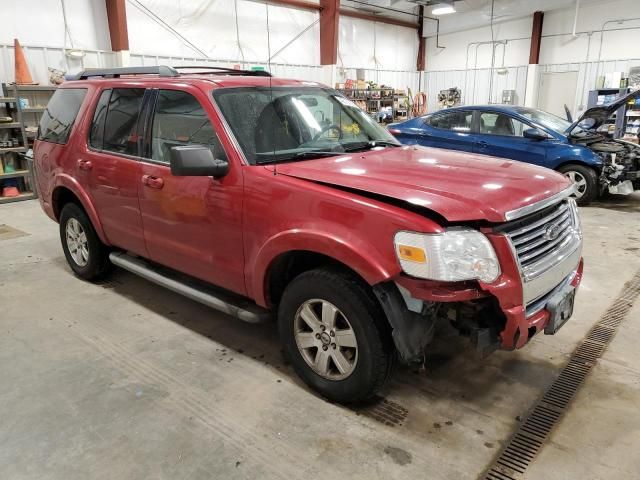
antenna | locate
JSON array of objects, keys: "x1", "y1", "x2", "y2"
[{"x1": 265, "y1": 1, "x2": 277, "y2": 175}]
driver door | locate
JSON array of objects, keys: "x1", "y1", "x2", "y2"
[
  {"x1": 473, "y1": 111, "x2": 547, "y2": 165},
  {"x1": 137, "y1": 87, "x2": 246, "y2": 295}
]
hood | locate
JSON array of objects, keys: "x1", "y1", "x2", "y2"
[
  {"x1": 567, "y1": 88, "x2": 640, "y2": 135},
  {"x1": 270, "y1": 145, "x2": 570, "y2": 223}
]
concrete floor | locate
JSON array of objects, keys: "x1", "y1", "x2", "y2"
[{"x1": 1, "y1": 196, "x2": 639, "y2": 480}]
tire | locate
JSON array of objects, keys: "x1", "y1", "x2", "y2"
[
  {"x1": 278, "y1": 268, "x2": 395, "y2": 403},
  {"x1": 59, "y1": 203, "x2": 111, "y2": 280},
  {"x1": 557, "y1": 164, "x2": 598, "y2": 206}
]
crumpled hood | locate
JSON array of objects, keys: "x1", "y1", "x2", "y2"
[
  {"x1": 567, "y1": 88, "x2": 640, "y2": 134},
  {"x1": 270, "y1": 145, "x2": 571, "y2": 223}
]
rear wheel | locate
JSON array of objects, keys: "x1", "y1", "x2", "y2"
[
  {"x1": 60, "y1": 203, "x2": 111, "y2": 280},
  {"x1": 558, "y1": 164, "x2": 598, "y2": 206},
  {"x1": 278, "y1": 268, "x2": 395, "y2": 403}
]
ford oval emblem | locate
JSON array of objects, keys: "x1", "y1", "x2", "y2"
[{"x1": 544, "y1": 223, "x2": 562, "y2": 241}]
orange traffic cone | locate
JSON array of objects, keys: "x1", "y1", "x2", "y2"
[{"x1": 14, "y1": 38, "x2": 37, "y2": 85}]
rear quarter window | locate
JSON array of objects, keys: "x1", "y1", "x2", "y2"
[{"x1": 37, "y1": 88, "x2": 87, "y2": 144}]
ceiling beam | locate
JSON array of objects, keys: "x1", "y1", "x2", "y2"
[
  {"x1": 105, "y1": 0, "x2": 129, "y2": 51},
  {"x1": 529, "y1": 11, "x2": 544, "y2": 64},
  {"x1": 339, "y1": 9, "x2": 418, "y2": 29},
  {"x1": 264, "y1": 0, "x2": 418, "y2": 29}
]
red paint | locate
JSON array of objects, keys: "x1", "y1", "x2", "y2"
[{"x1": 35, "y1": 74, "x2": 582, "y2": 353}]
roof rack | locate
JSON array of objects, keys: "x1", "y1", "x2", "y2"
[
  {"x1": 66, "y1": 66, "x2": 179, "y2": 80},
  {"x1": 66, "y1": 65, "x2": 272, "y2": 81},
  {"x1": 173, "y1": 66, "x2": 272, "y2": 77}
]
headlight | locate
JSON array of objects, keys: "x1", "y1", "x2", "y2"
[{"x1": 394, "y1": 229, "x2": 501, "y2": 283}]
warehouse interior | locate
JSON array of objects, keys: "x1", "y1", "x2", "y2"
[{"x1": 1, "y1": 1, "x2": 639, "y2": 479}]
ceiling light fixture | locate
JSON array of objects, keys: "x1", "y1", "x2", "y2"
[{"x1": 431, "y1": 3, "x2": 456, "y2": 15}]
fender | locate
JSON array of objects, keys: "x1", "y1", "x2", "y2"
[
  {"x1": 53, "y1": 173, "x2": 110, "y2": 245},
  {"x1": 250, "y1": 228, "x2": 399, "y2": 307}
]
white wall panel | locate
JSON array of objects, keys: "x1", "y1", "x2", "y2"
[
  {"x1": 127, "y1": 0, "x2": 320, "y2": 65},
  {"x1": 0, "y1": 0, "x2": 110, "y2": 51}
]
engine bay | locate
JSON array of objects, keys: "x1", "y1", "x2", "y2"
[{"x1": 572, "y1": 132, "x2": 640, "y2": 194}]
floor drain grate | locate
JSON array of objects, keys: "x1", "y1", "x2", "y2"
[
  {"x1": 354, "y1": 397, "x2": 408, "y2": 427},
  {"x1": 481, "y1": 270, "x2": 640, "y2": 480}
]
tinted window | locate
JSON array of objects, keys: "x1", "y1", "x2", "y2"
[
  {"x1": 151, "y1": 90, "x2": 226, "y2": 164},
  {"x1": 103, "y1": 88, "x2": 145, "y2": 155},
  {"x1": 428, "y1": 111, "x2": 472, "y2": 132},
  {"x1": 479, "y1": 112, "x2": 527, "y2": 136},
  {"x1": 89, "y1": 89, "x2": 111, "y2": 150},
  {"x1": 37, "y1": 88, "x2": 87, "y2": 144}
]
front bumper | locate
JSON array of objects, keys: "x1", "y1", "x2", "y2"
[{"x1": 394, "y1": 233, "x2": 584, "y2": 352}]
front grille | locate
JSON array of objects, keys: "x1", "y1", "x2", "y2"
[
  {"x1": 511, "y1": 201, "x2": 573, "y2": 265},
  {"x1": 498, "y1": 197, "x2": 582, "y2": 312}
]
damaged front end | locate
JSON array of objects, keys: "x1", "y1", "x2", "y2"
[
  {"x1": 590, "y1": 140, "x2": 640, "y2": 195},
  {"x1": 568, "y1": 88, "x2": 640, "y2": 195}
]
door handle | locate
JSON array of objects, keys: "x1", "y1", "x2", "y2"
[
  {"x1": 476, "y1": 140, "x2": 488, "y2": 148},
  {"x1": 142, "y1": 174, "x2": 164, "y2": 189},
  {"x1": 77, "y1": 159, "x2": 92, "y2": 171}
]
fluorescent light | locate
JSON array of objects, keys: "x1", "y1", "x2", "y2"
[{"x1": 431, "y1": 4, "x2": 456, "y2": 15}]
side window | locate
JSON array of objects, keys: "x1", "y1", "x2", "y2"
[
  {"x1": 37, "y1": 88, "x2": 87, "y2": 144},
  {"x1": 151, "y1": 89, "x2": 227, "y2": 164},
  {"x1": 89, "y1": 89, "x2": 111, "y2": 150},
  {"x1": 479, "y1": 113, "x2": 527, "y2": 137},
  {"x1": 428, "y1": 111, "x2": 472, "y2": 132},
  {"x1": 102, "y1": 88, "x2": 145, "y2": 155}
]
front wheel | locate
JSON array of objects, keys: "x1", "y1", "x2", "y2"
[
  {"x1": 278, "y1": 268, "x2": 395, "y2": 403},
  {"x1": 557, "y1": 164, "x2": 598, "y2": 206}
]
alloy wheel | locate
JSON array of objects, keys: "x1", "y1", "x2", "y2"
[
  {"x1": 564, "y1": 171, "x2": 587, "y2": 199},
  {"x1": 66, "y1": 218, "x2": 89, "y2": 267},
  {"x1": 293, "y1": 299, "x2": 358, "y2": 380}
]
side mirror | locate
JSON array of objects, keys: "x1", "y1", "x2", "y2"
[
  {"x1": 523, "y1": 128, "x2": 548, "y2": 141},
  {"x1": 169, "y1": 145, "x2": 229, "y2": 177}
]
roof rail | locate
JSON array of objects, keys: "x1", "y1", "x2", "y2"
[
  {"x1": 173, "y1": 65, "x2": 272, "y2": 77},
  {"x1": 66, "y1": 65, "x2": 179, "y2": 80}
]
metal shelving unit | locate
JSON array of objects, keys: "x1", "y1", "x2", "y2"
[{"x1": 0, "y1": 84, "x2": 55, "y2": 203}]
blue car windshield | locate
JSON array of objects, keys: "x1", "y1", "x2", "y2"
[{"x1": 513, "y1": 108, "x2": 572, "y2": 134}]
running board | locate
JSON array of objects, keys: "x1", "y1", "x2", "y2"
[{"x1": 109, "y1": 252, "x2": 271, "y2": 323}]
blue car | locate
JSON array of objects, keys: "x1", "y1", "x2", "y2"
[{"x1": 389, "y1": 94, "x2": 640, "y2": 205}]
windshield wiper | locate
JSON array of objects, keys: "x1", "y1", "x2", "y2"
[
  {"x1": 255, "y1": 150, "x2": 340, "y2": 165},
  {"x1": 341, "y1": 140, "x2": 401, "y2": 152}
]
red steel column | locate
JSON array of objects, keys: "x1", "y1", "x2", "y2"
[
  {"x1": 417, "y1": 5, "x2": 426, "y2": 71},
  {"x1": 105, "y1": 0, "x2": 129, "y2": 51},
  {"x1": 320, "y1": 0, "x2": 339, "y2": 65},
  {"x1": 529, "y1": 11, "x2": 543, "y2": 64}
]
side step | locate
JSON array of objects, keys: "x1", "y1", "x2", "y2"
[{"x1": 109, "y1": 252, "x2": 271, "y2": 324}]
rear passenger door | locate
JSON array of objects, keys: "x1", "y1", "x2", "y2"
[
  {"x1": 137, "y1": 87, "x2": 246, "y2": 296},
  {"x1": 83, "y1": 88, "x2": 148, "y2": 257},
  {"x1": 422, "y1": 110, "x2": 475, "y2": 152}
]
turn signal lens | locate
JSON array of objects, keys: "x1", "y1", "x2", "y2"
[{"x1": 397, "y1": 244, "x2": 427, "y2": 263}]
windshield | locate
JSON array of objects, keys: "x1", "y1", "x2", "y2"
[
  {"x1": 514, "y1": 107, "x2": 573, "y2": 134},
  {"x1": 213, "y1": 86, "x2": 399, "y2": 165}
]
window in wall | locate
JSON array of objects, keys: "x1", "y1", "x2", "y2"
[
  {"x1": 37, "y1": 88, "x2": 87, "y2": 144},
  {"x1": 102, "y1": 88, "x2": 145, "y2": 155},
  {"x1": 151, "y1": 89, "x2": 227, "y2": 164},
  {"x1": 479, "y1": 112, "x2": 527, "y2": 137},
  {"x1": 428, "y1": 111, "x2": 473, "y2": 132}
]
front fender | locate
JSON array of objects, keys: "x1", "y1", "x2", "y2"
[
  {"x1": 548, "y1": 144, "x2": 603, "y2": 170},
  {"x1": 250, "y1": 229, "x2": 399, "y2": 307},
  {"x1": 53, "y1": 174, "x2": 109, "y2": 245}
]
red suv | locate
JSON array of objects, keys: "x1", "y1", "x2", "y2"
[{"x1": 34, "y1": 66, "x2": 583, "y2": 402}]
